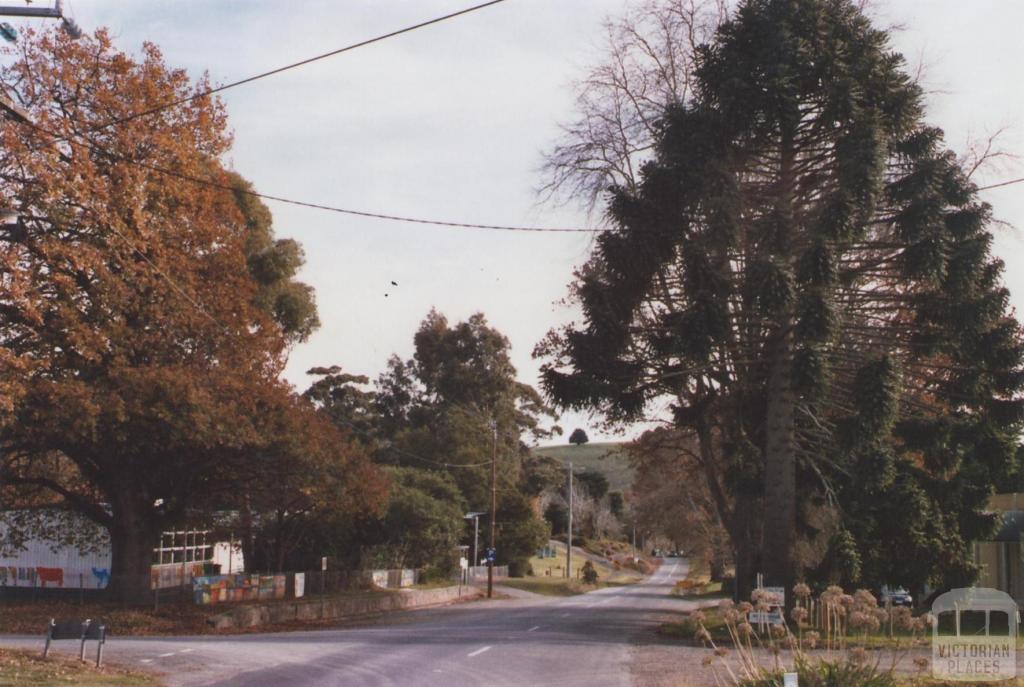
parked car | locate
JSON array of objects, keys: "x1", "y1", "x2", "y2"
[{"x1": 881, "y1": 586, "x2": 913, "y2": 606}]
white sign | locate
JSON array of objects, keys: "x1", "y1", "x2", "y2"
[
  {"x1": 294, "y1": 572, "x2": 305, "y2": 598},
  {"x1": 932, "y1": 588, "x2": 1016, "y2": 682},
  {"x1": 321, "y1": 556, "x2": 327, "y2": 572},
  {"x1": 763, "y1": 586, "x2": 786, "y2": 606},
  {"x1": 460, "y1": 557, "x2": 468, "y2": 570},
  {"x1": 783, "y1": 673, "x2": 798, "y2": 687},
  {"x1": 749, "y1": 610, "x2": 785, "y2": 625}
]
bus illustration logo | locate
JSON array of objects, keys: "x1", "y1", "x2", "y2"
[{"x1": 931, "y1": 588, "x2": 1018, "y2": 681}]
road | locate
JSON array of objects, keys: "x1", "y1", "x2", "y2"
[{"x1": 2, "y1": 558, "x2": 692, "y2": 686}]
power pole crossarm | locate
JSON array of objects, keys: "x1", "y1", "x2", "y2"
[{"x1": 0, "y1": 5, "x2": 63, "y2": 19}]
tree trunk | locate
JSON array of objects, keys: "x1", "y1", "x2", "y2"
[
  {"x1": 762, "y1": 126, "x2": 798, "y2": 605},
  {"x1": 106, "y1": 499, "x2": 160, "y2": 604},
  {"x1": 730, "y1": 494, "x2": 759, "y2": 602},
  {"x1": 709, "y1": 552, "x2": 727, "y2": 582}
]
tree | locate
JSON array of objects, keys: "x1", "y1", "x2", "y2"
[
  {"x1": 228, "y1": 388, "x2": 386, "y2": 573},
  {"x1": 538, "y1": 0, "x2": 1024, "y2": 598},
  {"x1": 542, "y1": 0, "x2": 728, "y2": 209},
  {"x1": 629, "y1": 429, "x2": 732, "y2": 580},
  {"x1": 576, "y1": 470, "x2": 610, "y2": 501},
  {"x1": 229, "y1": 173, "x2": 319, "y2": 345},
  {"x1": 303, "y1": 366, "x2": 382, "y2": 448},
  {"x1": 357, "y1": 467, "x2": 466, "y2": 574},
  {"x1": 313, "y1": 310, "x2": 558, "y2": 574},
  {"x1": 0, "y1": 29, "x2": 369, "y2": 599},
  {"x1": 568, "y1": 428, "x2": 590, "y2": 445}
]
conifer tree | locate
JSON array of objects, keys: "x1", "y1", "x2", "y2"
[{"x1": 538, "y1": 0, "x2": 1024, "y2": 597}]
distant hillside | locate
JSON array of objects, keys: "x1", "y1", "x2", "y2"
[{"x1": 533, "y1": 442, "x2": 634, "y2": 493}]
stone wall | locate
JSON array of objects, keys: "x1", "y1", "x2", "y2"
[{"x1": 207, "y1": 584, "x2": 483, "y2": 630}]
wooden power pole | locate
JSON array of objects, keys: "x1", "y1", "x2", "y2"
[
  {"x1": 566, "y1": 460, "x2": 573, "y2": 579},
  {"x1": 487, "y1": 421, "x2": 497, "y2": 598}
]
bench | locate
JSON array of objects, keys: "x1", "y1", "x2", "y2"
[{"x1": 42, "y1": 618, "x2": 107, "y2": 666}]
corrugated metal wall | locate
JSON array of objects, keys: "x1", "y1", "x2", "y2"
[{"x1": 0, "y1": 512, "x2": 112, "y2": 589}]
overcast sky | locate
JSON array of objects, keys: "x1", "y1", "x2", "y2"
[{"x1": 16, "y1": 0, "x2": 1024, "y2": 445}]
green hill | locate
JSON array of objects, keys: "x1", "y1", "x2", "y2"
[{"x1": 533, "y1": 442, "x2": 634, "y2": 492}]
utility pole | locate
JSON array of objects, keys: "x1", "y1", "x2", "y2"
[
  {"x1": 487, "y1": 421, "x2": 497, "y2": 598},
  {"x1": 0, "y1": 1, "x2": 82, "y2": 38},
  {"x1": 566, "y1": 460, "x2": 573, "y2": 579}
]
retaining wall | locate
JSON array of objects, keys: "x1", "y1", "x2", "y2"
[{"x1": 207, "y1": 584, "x2": 483, "y2": 630}]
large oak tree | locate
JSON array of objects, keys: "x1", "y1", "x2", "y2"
[{"x1": 0, "y1": 29, "x2": 378, "y2": 598}]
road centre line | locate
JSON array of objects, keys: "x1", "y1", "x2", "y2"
[
  {"x1": 527, "y1": 625, "x2": 540, "y2": 632},
  {"x1": 158, "y1": 652, "x2": 176, "y2": 657},
  {"x1": 467, "y1": 646, "x2": 492, "y2": 658}
]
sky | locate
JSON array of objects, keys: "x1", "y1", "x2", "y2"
[{"x1": 8, "y1": 0, "x2": 1024, "y2": 446}]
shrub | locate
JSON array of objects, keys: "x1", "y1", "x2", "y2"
[
  {"x1": 581, "y1": 561, "x2": 599, "y2": 584},
  {"x1": 741, "y1": 658, "x2": 897, "y2": 687}
]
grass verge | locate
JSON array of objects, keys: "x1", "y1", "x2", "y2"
[
  {"x1": 0, "y1": 647, "x2": 157, "y2": 686},
  {"x1": 501, "y1": 576, "x2": 629, "y2": 597},
  {"x1": 0, "y1": 588, "x2": 397, "y2": 636}
]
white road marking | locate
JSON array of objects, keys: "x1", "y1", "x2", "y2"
[
  {"x1": 140, "y1": 659, "x2": 153, "y2": 664},
  {"x1": 467, "y1": 646, "x2": 492, "y2": 658},
  {"x1": 158, "y1": 652, "x2": 176, "y2": 657},
  {"x1": 527, "y1": 625, "x2": 540, "y2": 632},
  {"x1": 179, "y1": 648, "x2": 193, "y2": 653}
]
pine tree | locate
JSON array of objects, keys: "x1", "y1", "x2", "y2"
[{"x1": 538, "y1": 0, "x2": 1024, "y2": 597}]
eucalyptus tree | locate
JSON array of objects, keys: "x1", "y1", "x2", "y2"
[{"x1": 538, "y1": 0, "x2": 1024, "y2": 596}]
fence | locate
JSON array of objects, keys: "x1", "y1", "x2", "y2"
[
  {"x1": 460, "y1": 565, "x2": 509, "y2": 583},
  {"x1": 3, "y1": 566, "x2": 431, "y2": 608}
]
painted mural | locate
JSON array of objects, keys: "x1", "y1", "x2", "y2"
[{"x1": 192, "y1": 574, "x2": 286, "y2": 605}]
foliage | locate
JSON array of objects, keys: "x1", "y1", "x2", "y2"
[
  {"x1": 356, "y1": 467, "x2": 466, "y2": 573},
  {"x1": 629, "y1": 428, "x2": 732, "y2": 578},
  {"x1": 537, "y1": 0, "x2": 1024, "y2": 597},
  {"x1": 576, "y1": 470, "x2": 610, "y2": 500},
  {"x1": 311, "y1": 310, "x2": 557, "y2": 573},
  {"x1": 569, "y1": 427, "x2": 590, "y2": 445},
  {"x1": 581, "y1": 560, "x2": 599, "y2": 584},
  {"x1": 0, "y1": 28, "x2": 375, "y2": 598}
]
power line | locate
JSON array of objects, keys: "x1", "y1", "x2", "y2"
[
  {"x1": 123, "y1": 157, "x2": 601, "y2": 233},
  {"x1": 56, "y1": 0, "x2": 512, "y2": 142}
]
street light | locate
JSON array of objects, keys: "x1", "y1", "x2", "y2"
[{"x1": 464, "y1": 511, "x2": 485, "y2": 568}]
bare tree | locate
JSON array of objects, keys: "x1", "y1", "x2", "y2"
[{"x1": 541, "y1": 0, "x2": 729, "y2": 210}]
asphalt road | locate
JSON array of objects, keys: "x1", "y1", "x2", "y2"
[{"x1": 2, "y1": 558, "x2": 690, "y2": 686}]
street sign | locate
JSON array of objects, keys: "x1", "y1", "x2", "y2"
[
  {"x1": 321, "y1": 556, "x2": 327, "y2": 571},
  {"x1": 762, "y1": 586, "x2": 786, "y2": 606},
  {"x1": 485, "y1": 548, "x2": 496, "y2": 563}
]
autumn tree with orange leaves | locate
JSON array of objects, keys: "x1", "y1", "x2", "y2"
[{"x1": 0, "y1": 29, "x2": 382, "y2": 599}]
